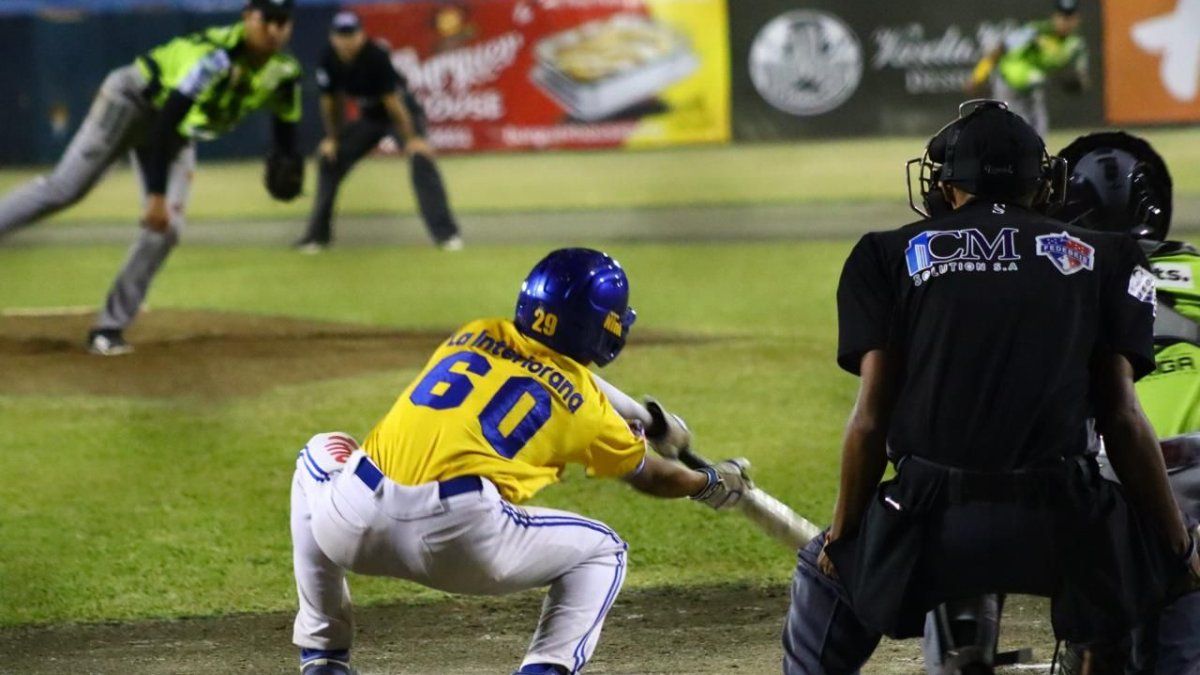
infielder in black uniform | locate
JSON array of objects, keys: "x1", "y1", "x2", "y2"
[
  {"x1": 782, "y1": 101, "x2": 1200, "y2": 674},
  {"x1": 295, "y1": 11, "x2": 462, "y2": 252}
]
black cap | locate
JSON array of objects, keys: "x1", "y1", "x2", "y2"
[
  {"x1": 1056, "y1": 0, "x2": 1079, "y2": 15},
  {"x1": 247, "y1": 0, "x2": 294, "y2": 18},
  {"x1": 331, "y1": 11, "x2": 363, "y2": 34},
  {"x1": 1055, "y1": 131, "x2": 1173, "y2": 240},
  {"x1": 935, "y1": 100, "x2": 1045, "y2": 200}
]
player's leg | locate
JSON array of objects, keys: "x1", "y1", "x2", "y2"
[
  {"x1": 0, "y1": 66, "x2": 147, "y2": 237},
  {"x1": 1028, "y1": 87, "x2": 1049, "y2": 138},
  {"x1": 403, "y1": 91, "x2": 461, "y2": 248},
  {"x1": 299, "y1": 119, "x2": 388, "y2": 248},
  {"x1": 403, "y1": 493, "x2": 628, "y2": 674},
  {"x1": 291, "y1": 466, "x2": 356, "y2": 673},
  {"x1": 88, "y1": 142, "x2": 195, "y2": 353},
  {"x1": 783, "y1": 532, "x2": 881, "y2": 675}
]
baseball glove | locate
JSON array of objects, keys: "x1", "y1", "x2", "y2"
[{"x1": 264, "y1": 149, "x2": 304, "y2": 201}]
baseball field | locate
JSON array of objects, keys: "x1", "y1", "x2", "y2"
[{"x1": 1, "y1": 130, "x2": 1198, "y2": 674}]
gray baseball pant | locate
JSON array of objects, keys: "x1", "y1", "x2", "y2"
[{"x1": 0, "y1": 64, "x2": 195, "y2": 332}]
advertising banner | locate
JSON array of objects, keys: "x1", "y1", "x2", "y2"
[
  {"x1": 730, "y1": 1, "x2": 1104, "y2": 140},
  {"x1": 1103, "y1": 0, "x2": 1200, "y2": 124},
  {"x1": 358, "y1": 0, "x2": 730, "y2": 152}
]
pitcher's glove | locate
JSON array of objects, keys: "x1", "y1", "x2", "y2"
[
  {"x1": 264, "y1": 149, "x2": 304, "y2": 201},
  {"x1": 643, "y1": 396, "x2": 691, "y2": 460},
  {"x1": 690, "y1": 458, "x2": 753, "y2": 510}
]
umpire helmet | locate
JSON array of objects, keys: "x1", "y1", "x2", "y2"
[
  {"x1": 1052, "y1": 131, "x2": 1172, "y2": 241},
  {"x1": 907, "y1": 100, "x2": 1066, "y2": 218},
  {"x1": 515, "y1": 248, "x2": 636, "y2": 366}
]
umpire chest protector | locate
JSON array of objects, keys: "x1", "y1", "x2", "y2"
[{"x1": 830, "y1": 107, "x2": 1180, "y2": 639}]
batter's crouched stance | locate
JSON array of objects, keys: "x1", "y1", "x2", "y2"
[
  {"x1": 783, "y1": 102, "x2": 1200, "y2": 674},
  {"x1": 295, "y1": 11, "x2": 461, "y2": 252},
  {"x1": 290, "y1": 248, "x2": 749, "y2": 675},
  {"x1": 0, "y1": 0, "x2": 304, "y2": 355}
]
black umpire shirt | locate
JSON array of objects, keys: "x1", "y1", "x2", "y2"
[
  {"x1": 315, "y1": 40, "x2": 405, "y2": 121},
  {"x1": 837, "y1": 200, "x2": 1157, "y2": 471}
]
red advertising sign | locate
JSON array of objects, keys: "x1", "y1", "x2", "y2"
[{"x1": 358, "y1": 0, "x2": 730, "y2": 152}]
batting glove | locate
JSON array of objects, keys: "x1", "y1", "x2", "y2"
[
  {"x1": 690, "y1": 458, "x2": 753, "y2": 510},
  {"x1": 643, "y1": 396, "x2": 691, "y2": 460}
]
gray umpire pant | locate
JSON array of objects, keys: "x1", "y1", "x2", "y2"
[
  {"x1": 0, "y1": 64, "x2": 195, "y2": 331},
  {"x1": 991, "y1": 75, "x2": 1048, "y2": 138}
]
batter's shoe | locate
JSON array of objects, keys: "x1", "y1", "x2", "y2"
[{"x1": 87, "y1": 329, "x2": 133, "y2": 356}]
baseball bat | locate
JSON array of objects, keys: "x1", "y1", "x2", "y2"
[{"x1": 678, "y1": 447, "x2": 822, "y2": 551}]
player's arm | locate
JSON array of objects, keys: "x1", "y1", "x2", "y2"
[
  {"x1": 381, "y1": 92, "x2": 431, "y2": 156},
  {"x1": 622, "y1": 454, "x2": 708, "y2": 498},
  {"x1": 264, "y1": 74, "x2": 303, "y2": 202},
  {"x1": 1094, "y1": 353, "x2": 1196, "y2": 562},
  {"x1": 969, "y1": 45, "x2": 1004, "y2": 91}
]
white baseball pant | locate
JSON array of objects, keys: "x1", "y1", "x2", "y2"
[{"x1": 291, "y1": 450, "x2": 628, "y2": 673}]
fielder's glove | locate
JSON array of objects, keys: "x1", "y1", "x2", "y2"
[
  {"x1": 690, "y1": 458, "x2": 753, "y2": 510},
  {"x1": 643, "y1": 396, "x2": 691, "y2": 460},
  {"x1": 264, "y1": 149, "x2": 305, "y2": 201}
]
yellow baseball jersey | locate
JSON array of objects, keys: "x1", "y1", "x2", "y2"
[{"x1": 363, "y1": 318, "x2": 647, "y2": 503}]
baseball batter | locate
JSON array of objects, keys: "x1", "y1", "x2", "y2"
[
  {"x1": 290, "y1": 248, "x2": 750, "y2": 675},
  {"x1": 293, "y1": 11, "x2": 462, "y2": 252},
  {"x1": 0, "y1": 0, "x2": 305, "y2": 355},
  {"x1": 969, "y1": 0, "x2": 1088, "y2": 136}
]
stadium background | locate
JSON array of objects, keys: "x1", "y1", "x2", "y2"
[{"x1": 1, "y1": 0, "x2": 1198, "y2": 673}]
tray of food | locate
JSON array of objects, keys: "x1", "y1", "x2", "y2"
[{"x1": 531, "y1": 14, "x2": 699, "y2": 122}]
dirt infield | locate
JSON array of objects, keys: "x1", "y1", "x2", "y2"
[
  {"x1": 0, "y1": 309, "x2": 716, "y2": 399},
  {"x1": 0, "y1": 584, "x2": 1057, "y2": 675}
]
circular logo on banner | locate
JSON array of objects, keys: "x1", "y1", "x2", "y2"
[{"x1": 749, "y1": 10, "x2": 863, "y2": 116}]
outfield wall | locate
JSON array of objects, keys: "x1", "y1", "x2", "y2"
[{"x1": 0, "y1": 0, "x2": 1196, "y2": 164}]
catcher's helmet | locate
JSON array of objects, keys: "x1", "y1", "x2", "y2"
[
  {"x1": 907, "y1": 100, "x2": 1066, "y2": 218},
  {"x1": 1053, "y1": 131, "x2": 1172, "y2": 241},
  {"x1": 515, "y1": 248, "x2": 636, "y2": 366}
]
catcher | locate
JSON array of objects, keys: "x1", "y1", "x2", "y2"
[
  {"x1": 0, "y1": 0, "x2": 305, "y2": 355},
  {"x1": 1050, "y1": 132, "x2": 1200, "y2": 674}
]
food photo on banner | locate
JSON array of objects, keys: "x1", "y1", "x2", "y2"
[
  {"x1": 730, "y1": 0, "x2": 1104, "y2": 140},
  {"x1": 357, "y1": 0, "x2": 731, "y2": 153}
]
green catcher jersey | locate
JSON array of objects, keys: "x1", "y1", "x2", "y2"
[
  {"x1": 997, "y1": 20, "x2": 1086, "y2": 91},
  {"x1": 137, "y1": 23, "x2": 301, "y2": 139},
  {"x1": 1137, "y1": 241, "x2": 1200, "y2": 437}
]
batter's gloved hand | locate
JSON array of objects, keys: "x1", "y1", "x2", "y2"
[
  {"x1": 643, "y1": 396, "x2": 691, "y2": 460},
  {"x1": 690, "y1": 458, "x2": 753, "y2": 510},
  {"x1": 299, "y1": 431, "x2": 360, "y2": 480},
  {"x1": 264, "y1": 149, "x2": 305, "y2": 201}
]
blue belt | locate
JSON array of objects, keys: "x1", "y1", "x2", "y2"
[{"x1": 354, "y1": 457, "x2": 483, "y2": 500}]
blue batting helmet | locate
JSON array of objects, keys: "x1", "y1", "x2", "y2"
[{"x1": 515, "y1": 248, "x2": 636, "y2": 366}]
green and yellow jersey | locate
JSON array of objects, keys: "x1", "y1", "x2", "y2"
[
  {"x1": 136, "y1": 23, "x2": 301, "y2": 139},
  {"x1": 996, "y1": 20, "x2": 1087, "y2": 92},
  {"x1": 1137, "y1": 241, "x2": 1199, "y2": 438},
  {"x1": 363, "y1": 318, "x2": 647, "y2": 504}
]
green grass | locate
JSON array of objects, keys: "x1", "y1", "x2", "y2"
[
  {"x1": 3, "y1": 128, "x2": 1200, "y2": 223},
  {"x1": 0, "y1": 241, "x2": 853, "y2": 625}
]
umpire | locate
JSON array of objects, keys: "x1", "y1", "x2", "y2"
[
  {"x1": 782, "y1": 101, "x2": 1200, "y2": 673},
  {"x1": 295, "y1": 11, "x2": 462, "y2": 252}
]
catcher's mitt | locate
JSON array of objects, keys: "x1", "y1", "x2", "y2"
[{"x1": 264, "y1": 150, "x2": 304, "y2": 201}]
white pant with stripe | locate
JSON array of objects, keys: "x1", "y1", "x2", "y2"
[{"x1": 291, "y1": 450, "x2": 628, "y2": 673}]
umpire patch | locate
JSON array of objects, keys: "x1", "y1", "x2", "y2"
[
  {"x1": 1128, "y1": 266, "x2": 1157, "y2": 305},
  {"x1": 1035, "y1": 232, "x2": 1095, "y2": 275}
]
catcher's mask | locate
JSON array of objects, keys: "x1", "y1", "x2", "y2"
[
  {"x1": 906, "y1": 100, "x2": 1067, "y2": 219},
  {"x1": 1051, "y1": 131, "x2": 1173, "y2": 241}
]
